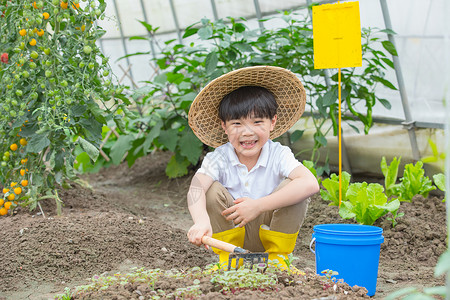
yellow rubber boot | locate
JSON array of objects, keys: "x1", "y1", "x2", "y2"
[
  {"x1": 210, "y1": 227, "x2": 245, "y2": 271},
  {"x1": 259, "y1": 225, "x2": 304, "y2": 275}
]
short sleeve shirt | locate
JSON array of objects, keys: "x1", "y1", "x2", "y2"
[{"x1": 196, "y1": 140, "x2": 301, "y2": 200}]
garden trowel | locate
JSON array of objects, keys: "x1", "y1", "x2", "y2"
[{"x1": 202, "y1": 236, "x2": 268, "y2": 271}]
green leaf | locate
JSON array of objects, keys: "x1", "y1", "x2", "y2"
[
  {"x1": 158, "y1": 129, "x2": 178, "y2": 152},
  {"x1": 372, "y1": 75, "x2": 398, "y2": 90},
  {"x1": 198, "y1": 25, "x2": 213, "y2": 40},
  {"x1": 381, "y1": 156, "x2": 401, "y2": 197},
  {"x1": 435, "y1": 249, "x2": 450, "y2": 277},
  {"x1": 110, "y1": 135, "x2": 134, "y2": 165},
  {"x1": 433, "y1": 173, "x2": 446, "y2": 192},
  {"x1": 381, "y1": 57, "x2": 395, "y2": 69},
  {"x1": 314, "y1": 134, "x2": 327, "y2": 147},
  {"x1": 87, "y1": 101, "x2": 107, "y2": 124},
  {"x1": 423, "y1": 286, "x2": 446, "y2": 297},
  {"x1": 143, "y1": 120, "x2": 163, "y2": 153},
  {"x1": 166, "y1": 154, "x2": 190, "y2": 178},
  {"x1": 183, "y1": 26, "x2": 199, "y2": 38},
  {"x1": 384, "y1": 287, "x2": 419, "y2": 300},
  {"x1": 234, "y1": 42, "x2": 253, "y2": 52},
  {"x1": 167, "y1": 72, "x2": 184, "y2": 84},
  {"x1": 178, "y1": 128, "x2": 203, "y2": 165},
  {"x1": 379, "y1": 28, "x2": 397, "y2": 35},
  {"x1": 378, "y1": 98, "x2": 392, "y2": 109},
  {"x1": 27, "y1": 133, "x2": 50, "y2": 153},
  {"x1": 382, "y1": 40, "x2": 398, "y2": 56},
  {"x1": 78, "y1": 137, "x2": 100, "y2": 161},
  {"x1": 290, "y1": 130, "x2": 304, "y2": 143},
  {"x1": 205, "y1": 51, "x2": 218, "y2": 74}
]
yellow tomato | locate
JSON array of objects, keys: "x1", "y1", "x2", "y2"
[
  {"x1": 43, "y1": 12, "x2": 50, "y2": 19},
  {"x1": 29, "y1": 39, "x2": 37, "y2": 46},
  {"x1": 19, "y1": 29, "x2": 27, "y2": 36},
  {"x1": 10, "y1": 143, "x2": 18, "y2": 151}
]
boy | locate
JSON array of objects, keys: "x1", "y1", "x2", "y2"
[{"x1": 187, "y1": 66, "x2": 319, "y2": 269}]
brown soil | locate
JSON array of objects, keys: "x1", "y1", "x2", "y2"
[{"x1": 0, "y1": 151, "x2": 446, "y2": 300}]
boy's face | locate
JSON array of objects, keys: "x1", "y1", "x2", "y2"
[{"x1": 221, "y1": 114, "x2": 277, "y2": 163}]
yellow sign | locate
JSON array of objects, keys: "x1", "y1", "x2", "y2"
[{"x1": 313, "y1": 2, "x2": 362, "y2": 69}]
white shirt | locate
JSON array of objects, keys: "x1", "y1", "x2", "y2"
[{"x1": 197, "y1": 140, "x2": 301, "y2": 200}]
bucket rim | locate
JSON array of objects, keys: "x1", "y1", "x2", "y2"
[{"x1": 313, "y1": 224, "x2": 383, "y2": 235}]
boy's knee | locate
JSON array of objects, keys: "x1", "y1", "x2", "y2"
[{"x1": 206, "y1": 181, "x2": 233, "y2": 209}]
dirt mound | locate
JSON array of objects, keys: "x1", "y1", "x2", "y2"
[{"x1": 0, "y1": 151, "x2": 446, "y2": 299}]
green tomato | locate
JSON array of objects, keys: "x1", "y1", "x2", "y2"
[
  {"x1": 52, "y1": 0, "x2": 59, "y2": 5},
  {"x1": 44, "y1": 48, "x2": 51, "y2": 55},
  {"x1": 60, "y1": 80, "x2": 68, "y2": 87},
  {"x1": 90, "y1": 2, "x2": 96, "y2": 8},
  {"x1": 102, "y1": 70, "x2": 109, "y2": 77},
  {"x1": 88, "y1": 62, "x2": 95, "y2": 69},
  {"x1": 30, "y1": 51, "x2": 39, "y2": 59},
  {"x1": 10, "y1": 110, "x2": 17, "y2": 117},
  {"x1": 40, "y1": 83, "x2": 46, "y2": 89},
  {"x1": 18, "y1": 111, "x2": 25, "y2": 117},
  {"x1": 22, "y1": 71, "x2": 30, "y2": 78},
  {"x1": 19, "y1": 58, "x2": 25, "y2": 65},
  {"x1": 65, "y1": 98, "x2": 73, "y2": 105},
  {"x1": 83, "y1": 45, "x2": 92, "y2": 54},
  {"x1": 95, "y1": 9, "x2": 101, "y2": 16},
  {"x1": 45, "y1": 70, "x2": 52, "y2": 77},
  {"x1": 1, "y1": 161, "x2": 7, "y2": 167},
  {"x1": 38, "y1": 116, "x2": 43, "y2": 121},
  {"x1": 19, "y1": 42, "x2": 25, "y2": 50},
  {"x1": 54, "y1": 95, "x2": 61, "y2": 101},
  {"x1": 29, "y1": 62, "x2": 37, "y2": 69},
  {"x1": 6, "y1": 84, "x2": 13, "y2": 90},
  {"x1": 49, "y1": 99, "x2": 55, "y2": 105},
  {"x1": 13, "y1": 48, "x2": 21, "y2": 53},
  {"x1": 2, "y1": 155, "x2": 9, "y2": 161},
  {"x1": 45, "y1": 60, "x2": 52, "y2": 67},
  {"x1": 31, "y1": 92, "x2": 39, "y2": 100},
  {"x1": 11, "y1": 100, "x2": 18, "y2": 106},
  {"x1": 14, "y1": 74, "x2": 20, "y2": 80},
  {"x1": 79, "y1": 62, "x2": 85, "y2": 68},
  {"x1": 15, "y1": 90, "x2": 23, "y2": 97},
  {"x1": 4, "y1": 151, "x2": 10, "y2": 157}
]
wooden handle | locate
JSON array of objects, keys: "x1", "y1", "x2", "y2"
[{"x1": 201, "y1": 236, "x2": 237, "y2": 253}]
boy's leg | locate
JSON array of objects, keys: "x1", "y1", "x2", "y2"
[
  {"x1": 269, "y1": 179, "x2": 310, "y2": 234},
  {"x1": 205, "y1": 181, "x2": 236, "y2": 233},
  {"x1": 259, "y1": 179, "x2": 310, "y2": 273},
  {"x1": 205, "y1": 181, "x2": 245, "y2": 269}
]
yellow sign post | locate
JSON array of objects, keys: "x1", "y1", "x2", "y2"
[{"x1": 312, "y1": 1, "x2": 362, "y2": 206}]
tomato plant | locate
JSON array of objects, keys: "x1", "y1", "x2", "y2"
[{"x1": 0, "y1": 0, "x2": 127, "y2": 215}]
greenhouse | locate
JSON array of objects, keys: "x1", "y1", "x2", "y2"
[{"x1": 0, "y1": 0, "x2": 448, "y2": 299}]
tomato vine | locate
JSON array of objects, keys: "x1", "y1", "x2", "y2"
[{"x1": 0, "y1": 0, "x2": 127, "y2": 215}]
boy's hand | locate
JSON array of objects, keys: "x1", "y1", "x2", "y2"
[
  {"x1": 187, "y1": 222, "x2": 212, "y2": 250},
  {"x1": 222, "y1": 197, "x2": 261, "y2": 227}
]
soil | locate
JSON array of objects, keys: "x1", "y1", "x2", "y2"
[{"x1": 0, "y1": 151, "x2": 446, "y2": 300}]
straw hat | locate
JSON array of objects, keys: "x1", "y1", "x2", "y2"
[{"x1": 188, "y1": 66, "x2": 306, "y2": 148}]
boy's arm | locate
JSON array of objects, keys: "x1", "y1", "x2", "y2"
[
  {"x1": 187, "y1": 173, "x2": 215, "y2": 246},
  {"x1": 222, "y1": 164, "x2": 319, "y2": 227},
  {"x1": 259, "y1": 164, "x2": 320, "y2": 211}
]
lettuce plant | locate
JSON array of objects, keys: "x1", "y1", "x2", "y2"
[
  {"x1": 320, "y1": 171, "x2": 351, "y2": 206},
  {"x1": 398, "y1": 161, "x2": 435, "y2": 202},
  {"x1": 339, "y1": 182, "x2": 400, "y2": 225},
  {"x1": 433, "y1": 173, "x2": 447, "y2": 202},
  {"x1": 381, "y1": 156, "x2": 401, "y2": 197}
]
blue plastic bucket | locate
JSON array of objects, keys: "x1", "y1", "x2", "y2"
[{"x1": 310, "y1": 224, "x2": 384, "y2": 296}]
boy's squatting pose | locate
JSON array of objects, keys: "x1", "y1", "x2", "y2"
[{"x1": 186, "y1": 66, "x2": 320, "y2": 270}]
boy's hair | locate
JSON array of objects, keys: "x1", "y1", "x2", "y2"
[{"x1": 218, "y1": 86, "x2": 278, "y2": 122}]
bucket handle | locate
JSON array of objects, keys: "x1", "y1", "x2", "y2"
[{"x1": 309, "y1": 237, "x2": 316, "y2": 254}]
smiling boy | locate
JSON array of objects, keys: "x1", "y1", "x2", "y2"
[{"x1": 187, "y1": 66, "x2": 319, "y2": 269}]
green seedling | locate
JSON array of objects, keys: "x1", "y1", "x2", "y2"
[{"x1": 339, "y1": 182, "x2": 400, "y2": 225}]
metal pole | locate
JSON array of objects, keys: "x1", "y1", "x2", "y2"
[
  {"x1": 307, "y1": 0, "x2": 352, "y2": 173},
  {"x1": 253, "y1": 0, "x2": 265, "y2": 31},
  {"x1": 210, "y1": 0, "x2": 219, "y2": 21},
  {"x1": 138, "y1": 0, "x2": 159, "y2": 74},
  {"x1": 379, "y1": 0, "x2": 420, "y2": 161},
  {"x1": 168, "y1": 0, "x2": 183, "y2": 44},
  {"x1": 111, "y1": 0, "x2": 134, "y2": 81}
]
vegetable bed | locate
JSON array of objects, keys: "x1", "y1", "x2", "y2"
[{"x1": 0, "y1": 152, "x2": 446, "y2": 299}]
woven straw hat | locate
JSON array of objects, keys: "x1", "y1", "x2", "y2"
[{"x1": 188, "y1": 66, "x2": 306, "y2": 148}]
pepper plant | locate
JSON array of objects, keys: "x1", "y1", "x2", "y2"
[
  {"x1": 95, "y1": 11, "x2": 396, "y2": 178},
  {"x1": 0, "y1": 0, "x2": 126, "y2": 215}
]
